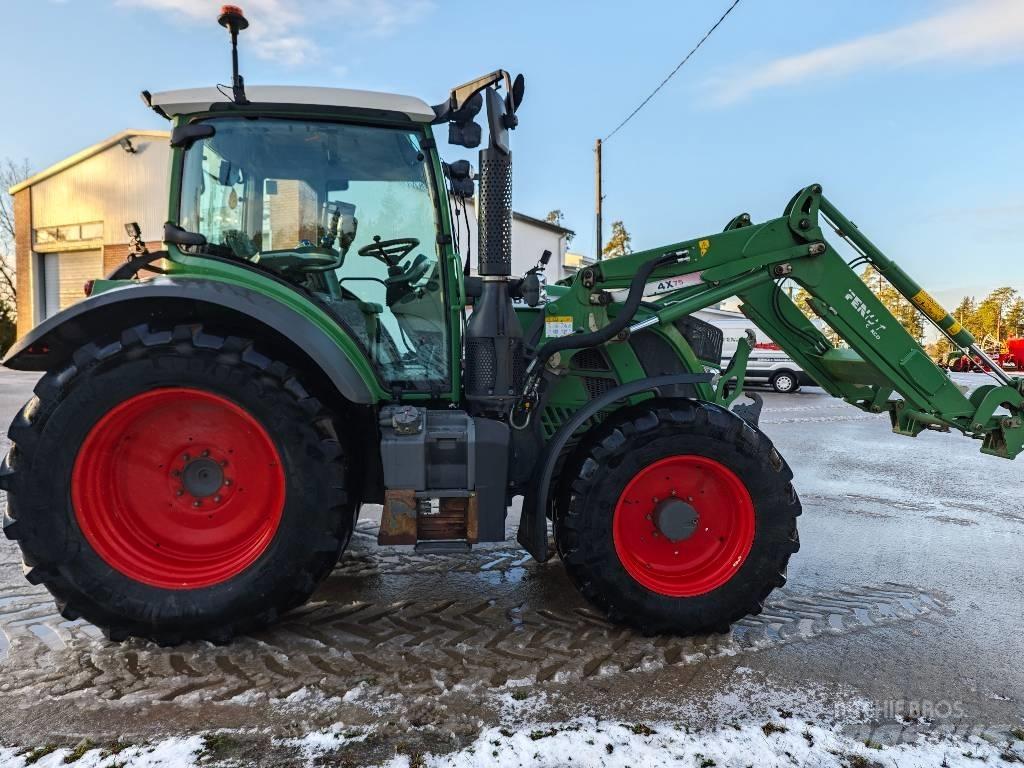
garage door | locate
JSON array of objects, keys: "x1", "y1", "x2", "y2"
[{"x1": 55, "y1": 250, "x2": 103, "y2": 313}]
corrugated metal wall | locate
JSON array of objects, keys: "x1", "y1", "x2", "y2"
[
  {"x1": 30, "y1": 137, "x2": 169, "y2": 245},
  {"x1": 56, "y1": 250, "x2": 103, "y2": 310}
]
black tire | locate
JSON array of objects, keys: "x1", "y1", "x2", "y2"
[
  {"x1": 554, "y1": 400, "x2": 800, "y2": 635},
  {"x1": 769, "y1": 370, "x2": 800, "y2": 393},
  {"x1": 0, "y1": 324, "x2": 355, "y2": 645}
]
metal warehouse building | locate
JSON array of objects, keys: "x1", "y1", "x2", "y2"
[
  {"x1": 10, "y1": 131, "x2": 579, "y2": 340},
  {"x1": 10, "y1": 130, "x2": 169, "y2": 339}
]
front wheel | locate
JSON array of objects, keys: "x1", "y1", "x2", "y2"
[
  {"x1": 554, "y1": 401, "x2": 800, "y2": 635},
  {"x1": 1, "y1": 324, "x2": 355, "y2": 644}
]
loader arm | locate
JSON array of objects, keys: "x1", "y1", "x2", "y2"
[{"x1": 536, "y1": 184, "x2": 1024, "y2": 459}]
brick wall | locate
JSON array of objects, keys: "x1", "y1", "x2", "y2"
[
  {"x1": 265, "y1": 180, "x2": 317, "y2": 249},
  {"x1": 14, "y1": 190, "x2": 32, "y2": 339}
]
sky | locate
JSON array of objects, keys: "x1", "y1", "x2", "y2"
[{"x1": 2, "y1": 0, "x2": 1022, "y2": 308}]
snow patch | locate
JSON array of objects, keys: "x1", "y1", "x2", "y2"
[
  {"x1": 278, "y1": 723, "x2": 371, "y2": 761},
  {"x1": 342, "y1": 680, "x2": 371, "y2": 703},
  {"x1": 374, "y1": 718, "x2": 1023, "y2": 768},
  {"x1": 271, "y1": 685, "x2": 342, "y2": 711},
  {"x1": 0, "y1": 736, "x2": 204, "y2": 768}
]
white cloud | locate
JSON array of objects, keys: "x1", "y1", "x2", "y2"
[
  {"x1": 118, "y1": 0, "x2": 433, "y2": 67},
  {"x1": 712, "y1": 0, "x2": 1024, "y2": 105}
]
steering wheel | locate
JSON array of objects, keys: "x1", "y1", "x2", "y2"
[{"x1": 358, "y1": 236, "x2": 419, "y2": 267}]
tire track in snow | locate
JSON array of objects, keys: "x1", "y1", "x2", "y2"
[{"x1": 0, "y1": 520, "x2": 950, "y2": 707}]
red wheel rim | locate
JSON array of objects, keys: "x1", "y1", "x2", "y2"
[
  {"x1": 612, "y1": 455, "x2": 755, "y2": 597},
  {"x1": 72, "y1": 388, "x2": 285, "y2": 589}
]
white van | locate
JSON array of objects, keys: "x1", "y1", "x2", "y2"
[{"x1": 694, "y1": 308, "x2": 815, "y2": 393}]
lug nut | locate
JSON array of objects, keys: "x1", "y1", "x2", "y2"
[
  {"x1": 214, "y1": 495, "x2": 222, "y2": 503},
  {"x1": 176, "y1": 489, "x2": 184, "y2": 497},
  {"x1": 201, "y1": 449, "x2": 210, "y2": 457},
  {"x1": 224, "y1": 479, "x2": 232, "y2": 486},
  {"x1": 183, "y1": 454, "x2": 190, "y2": 462},
  {"x1": 192, "y1": 501, "x2": 201, "y2": 508}
]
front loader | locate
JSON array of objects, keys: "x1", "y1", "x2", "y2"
[{"x1": 2, "y1": 7, "x2": 1020, "y2": 644}]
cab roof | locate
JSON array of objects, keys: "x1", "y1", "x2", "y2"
[{"x1": 142, "y1": 85, "x2": 436, "y2": 123}]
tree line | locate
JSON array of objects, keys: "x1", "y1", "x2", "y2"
[
  {"x1": 947, "y1": 288, "x2": 1023, "y2": 348},
  {"x1": 0, "y1": 160, "x2": 28, "y2": 353}
]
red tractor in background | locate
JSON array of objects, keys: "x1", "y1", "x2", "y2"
[
  {"x1": 944, "y1": 337, "x2": 1022, "y2": 372},
  {"x1": 1004, "y1": 338, "x2": 1024, "y2": 370}
]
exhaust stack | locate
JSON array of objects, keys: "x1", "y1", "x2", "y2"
[{"x1": 438, "y1": 73, "x2": 524, "y2": 417}]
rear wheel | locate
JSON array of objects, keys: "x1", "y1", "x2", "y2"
[
  {"x1": 554, "y1": 401, "x2": 800, "y2": 635},
  {"x1": 769, "y1": 370, "x2": 800, "y2": 393},
  {"x1": 1, "y1": 324, "x2": 354, "y2": 644}
]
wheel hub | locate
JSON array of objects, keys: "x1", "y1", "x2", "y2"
[
  {"x1": 612, "y1": 454, "x2": 756, "y2": 597},
  {"x1": 72, "y1": 388, "x2": 285, "y2": 589},
  {"x1": 180, "y1": 456, "x2": 225, "y2": 498},
  {"x1": 652, "y1": 498, "x2": 699, "y2": 542}
]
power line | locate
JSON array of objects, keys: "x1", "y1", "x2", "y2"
[{"x1": 602, "y1": 0, "x2": 742, "y2": 142}]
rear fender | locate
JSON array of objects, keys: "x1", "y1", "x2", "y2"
[{"x1": 4, "y1": 277, "x2": 378, "y2": 405}]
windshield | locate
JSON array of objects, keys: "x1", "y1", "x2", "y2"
[{"x1": 179, "y1": 117, "x2": 449, "y2": 390}]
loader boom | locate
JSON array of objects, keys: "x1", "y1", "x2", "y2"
[{"x1": 537, "y1": 184, "x2": 1024, "y2": 458}]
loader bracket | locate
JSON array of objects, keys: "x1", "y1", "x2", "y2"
[
  {"x1": 731, "y1": 392, "x2": 764, "y2": 428},
  {"x1": 714, "y1": 329, "x2": 754, "y2": 409}
]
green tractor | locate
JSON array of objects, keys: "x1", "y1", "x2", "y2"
[{"x1": 3, "y1": 7, "x2": 1021, "y2": 644}]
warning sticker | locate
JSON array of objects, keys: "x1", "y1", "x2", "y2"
[
  {"x1": 911, "y1": 289, "x2": 949, "y2": 324},
  {"x1": 947, "y1": 320, "x2": 963, "y2": 336},
  {"x1": 545, "y1": 316, "x2": 574, "y2": 338}
]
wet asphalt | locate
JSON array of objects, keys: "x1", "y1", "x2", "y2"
[{"x1": 0, "y1": 369, "x2": 1019, "y2": 762}]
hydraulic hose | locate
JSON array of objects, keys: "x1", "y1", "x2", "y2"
[{"x1": 527, "y1": 250, "x2": 685, "y2": 376}]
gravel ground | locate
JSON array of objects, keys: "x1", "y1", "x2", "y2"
[{"x1": 0, "y1": 370, "x2": 1020, "y2": 766}]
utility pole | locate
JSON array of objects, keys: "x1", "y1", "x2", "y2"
[{"x1": 594, "y1": 138, "x2": 603, "y2": 261}]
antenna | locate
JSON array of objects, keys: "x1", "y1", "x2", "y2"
[{"x1": 217, "y1": 5, "x2": 249, "y2": 104}]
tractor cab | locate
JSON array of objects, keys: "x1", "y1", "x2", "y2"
[{"x1": 148, "y1": 86, "x2": 456, "y2": 393}]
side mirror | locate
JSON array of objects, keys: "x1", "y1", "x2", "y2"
[
  {"x1": 484, "y1": 88, "x2": 511, "y2": 154},
  {"x1": 170, "y1": 122, "x2": 215, "y2": 149},
  {"x1": 520, "y1": 273, "x2": 542, "y2": 307},
  {"x1": 506, "y1": 74, "x2": 525, "y2": 115},
  {"x1": 164, "y1": 222, "x2": 207, "y2": 248}
]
